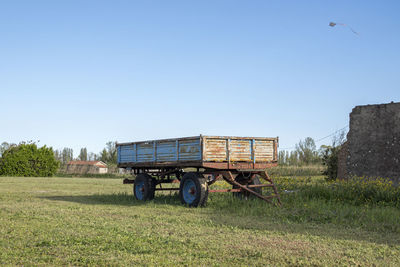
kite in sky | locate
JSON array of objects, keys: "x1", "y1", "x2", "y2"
[{"x1": 329, "y1": 22, "x2": 359, "y2": 35}]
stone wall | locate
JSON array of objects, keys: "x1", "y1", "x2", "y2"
[
  {"x1": 337, "y1": 141, "x2": 348, "y2": 179},
  {"x1": 341, "y1": 102, "x2": 400, "y2": 183}
]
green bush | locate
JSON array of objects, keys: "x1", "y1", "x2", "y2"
[
  {"x1": 321, "y1": 145, "x2": 339, "y2": 181},
  {"x1": 0, "y1": 143, "x2": 59, "y2": 177},
  {"x1": 274, "y1": 176, "x2": 400, "y2": 207},
  {"x1": 268, "y1": 165, "x2": 325, "y2": 177}
]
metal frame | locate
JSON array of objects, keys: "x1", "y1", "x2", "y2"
[{"x1": 123, "y1": 167, "x2": 281, "y2": 205}]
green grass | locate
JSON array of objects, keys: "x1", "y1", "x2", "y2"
[
  {"x1": 1, "y1": 176, "x2": 400, "y2": 266},
  {"x1": 275, "y1": 176, "x2": 400, "y2": 207},
  {"x1": 268, "y1": 165, "x2": 325, "y2": 177}
]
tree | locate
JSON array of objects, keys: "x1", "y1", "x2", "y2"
[
  {"x1": 0, "y1": 142, "x2": 59, "y2": 177},
  {"x1": 54, "y1": 149, "x2": 61, "y2": 163},
  {"x1": 88, "y1": 152, "x2": 97, "y2": 161},
  {"x1": 0, "y1": 142, "x2": 13, "y2": 157},
  {"x1": 100, "y1": 148, "x2": 108, "y2": 163},
  {"x1": 288, "y1": 150, "x2": 299, "y2": 166},
  {"x1": 278, "y1": 150, "x2": 286, "y2": 165},
  {"x1": 105, "y1": 141, "x2": 117, "y2": 164},
  {"x1": 62, "y1": 148, "x2": 73, "y2": 165},
  {"x1": 54, "y1": 147, "x2": 74, "y2": 167},
  {"x1": 79, "y1": 148, "x2": 87, "y2": 161},
  {"x1": 321, "y1": 131, "x2": 347, "y2": 181},
  {"x1": 295, "y1": 137, "x2": 319, "y2": 165}
]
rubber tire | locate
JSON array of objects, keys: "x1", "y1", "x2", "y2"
[
  {"x1": 134, "y1": 173, "x2": 156, "y2": 201},
  {"x1": 179, "y1": 172, "x2": 208, "y2": 207},
  {"x1": 233, "y1": 174, "x2": 262, "y2": 199}
]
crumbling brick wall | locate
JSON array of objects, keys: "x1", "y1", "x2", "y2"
[{"x1": 341, "y1": 102, "x2": 400, "y2": 184}]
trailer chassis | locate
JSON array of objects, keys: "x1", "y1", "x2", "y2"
[{"x1": 123, "y1": 167, "x2": 281, "y2": 207}]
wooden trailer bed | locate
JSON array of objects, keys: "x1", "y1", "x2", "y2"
[{"x1": 117, "y1": 135, "x2": 280, "y2": 207}]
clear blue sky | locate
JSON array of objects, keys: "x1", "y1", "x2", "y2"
[{"x1": 1, "y1": 0, "x2": 399, "y2": 156}]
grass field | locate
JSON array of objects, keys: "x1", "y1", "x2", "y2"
[
  {"x1": 1, "y1": 176, "x2": 400, "y2": 266},
  {"x1": 268, "y1": 165, "x2": 326, "y2": 177}
]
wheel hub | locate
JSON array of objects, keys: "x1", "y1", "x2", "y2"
[{"x1": 189, "y1": 187, "x2": 196, "y2": 195}]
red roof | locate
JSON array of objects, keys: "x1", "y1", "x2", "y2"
[{"x1": 68, "y1": 161, "x2": 107, "y2": 168}]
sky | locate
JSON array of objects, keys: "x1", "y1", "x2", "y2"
[{"x1": 1, "y1": 0, "x2": 399, "y2": 156}]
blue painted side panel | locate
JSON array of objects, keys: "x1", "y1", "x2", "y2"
[
  {"x1": 117, "y1": 137, "x2": 202, "y2": 164},
  {"x1": 119, "y1": 144, "x2": 136, "y2": 164},
  {"x1": 137, "y1": 143, "x2": 153, "y2": 162},
  {"x1": 179, "y1": 139, "x2": 201, "y2": 161},
  {"x1": 156, "y1": 141, "x2": 177, "y2": 162},
  {"x1": 118, "y1": 135, "x2": 278, "y2": 166},
  {"x1": 117, "y1": 146, "x2": 121, "y2": 164}
]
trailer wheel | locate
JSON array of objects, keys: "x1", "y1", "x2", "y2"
[
  {"x1": 233, "y1": 174, "x2": 262, "y2": 199},
  {"x1": 134, "y1": 173, "x2": 156, "y2": 201},
  {"x1": 179, "y1": 172, "x2": 208, "y2": 207}
]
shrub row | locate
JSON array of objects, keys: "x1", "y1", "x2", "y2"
[
  {"x1": 275, "y1": 176, "x2": 400, "y2": 206},
  {"x1": 268, "y1": 165, "x2": 325, "y2": 177},
  {"x1": 0, "y1": 143, "x2": 59, "y2": 177}
]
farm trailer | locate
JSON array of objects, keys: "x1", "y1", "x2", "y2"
[{"x1": 117, "y1": 135, "x2": 281, "y2": 207}]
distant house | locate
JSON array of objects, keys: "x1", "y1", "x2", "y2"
[{"x1": 66, "y1": 161, "x2": 108, "y2": 174}]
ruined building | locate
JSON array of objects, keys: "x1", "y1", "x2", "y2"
[
  {"x1": 66, "y1": 161, "x2": 108, "y2": 174},
  {"x1": 338, "y1": 102, "x2": 400, "y2": 184}
]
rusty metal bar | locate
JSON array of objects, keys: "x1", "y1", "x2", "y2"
[
  {"x1": 155, "y1": 188, "x2": 180, "y2": 191},
  {"x1": 123, "y1": 178, "x2": 134, "y2": 184},
  {"x1": 209, "y1": 183, "x2": 273, "y2": 193},
  {"x1": 220, "y1": 171, "x2": 274, "y2": 204},
  {"x1": 247, "y1": 184, "x2": 274, "y2": 188},
  {"x1": 118, "y1": 161, "x2": 278, "y2": 170},
  {"x1": 259, "y1": 170, "x2": 281, "y2": 205},
  {"x1": 209, "y1": 189, "x2": 241, "y2": 193},
  {"x1": 159, "y1": 168, "x2": 180, "y2": 178}
]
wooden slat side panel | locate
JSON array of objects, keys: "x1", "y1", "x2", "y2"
[
  {"x1": 178, "y1": 139, "x2": 202, "y2": 161},
  {"x1": 230, "y1": 140, "x2": 252, "y2": 161},
  {"x1": 204, "y1": 139, "x2": 227, "y2": 161},
  {"x1": 119, "y1": 144, "x2": 136, "y2": 163},
  {"x1": 156, "y1": 140, "x2": 177, "y2": 162},
  {"x1": 254, "y1": 140, "x2": 275, "y2": 162},
  {"x1": 136, "y1": 142, "x2": 154, "y2": 162},
  {"x1": 117, "y1": 136, "x2": 278, "y2": 167}
]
